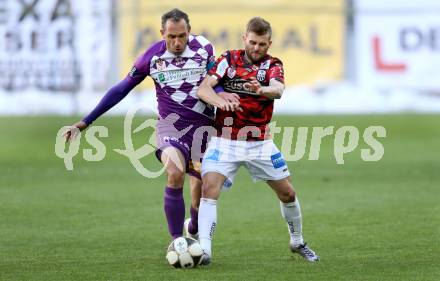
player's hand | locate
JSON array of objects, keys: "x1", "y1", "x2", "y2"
[
  {"x1": 64, "y1": 121, "x2": 88, "y2": 143},
  {"x1": 218, "y1": 92, "x2": 240, "y2": 103},
  {"x1": 244, "y1": 77, "x2": 263, "y2": 95},
  {"x1": 218, "y1": 100, "x2": 242, "y2": 112},
  {"x1": 230, "y1": 100, "x2": 243, "y2": 112},
  {"x1": 218, "y1": 92, "x2": 242, "y2": 111}
]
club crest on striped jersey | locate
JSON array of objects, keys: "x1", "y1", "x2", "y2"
[
  {"x1": 227, "y1": 67, "x2": 236, "y2": 79},
  {"x1": 155, "y1": 59, "x2": 166, "y2": 71},
  {"x1": 257, "y1": 70, "x2": 266, "y2": 82}
]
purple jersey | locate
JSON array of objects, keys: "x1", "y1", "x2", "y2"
[
  {"x1": 82, "y1": 34, "x2": 217, "y2": 178},
  {"x1": 128, "y1": 34, "x2": 215, "y2": 126}
]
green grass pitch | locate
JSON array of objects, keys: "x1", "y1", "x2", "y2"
[{"x1": 0, "y1": 114, "x2": 439, "y2": 281}]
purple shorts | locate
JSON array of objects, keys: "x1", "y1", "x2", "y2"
[{"x1": 154, "y1": 115, "x2": 216, "y2": 179}]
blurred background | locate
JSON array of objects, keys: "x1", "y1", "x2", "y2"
[
  {"x1": 1, "y1": 1, "x2": 439, "y2": 280},
  {"x1": 1, "y1": 0, "x2": 440, "y2": 115}
]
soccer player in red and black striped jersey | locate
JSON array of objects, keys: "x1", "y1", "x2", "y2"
[
  {"x1": 196, "y1": 17, "x2": 319, "y2": 264},
  {"x1": 207, "y1": 44, "x2": 285, "y2": 141}
]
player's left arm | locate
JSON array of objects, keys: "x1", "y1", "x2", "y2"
[
  {"x1": 254, "y1": 77, "x2": 285, "y2": 99},
  {"x1": 244, "y1": 77, "x2": 285, "y2": 99},
  {"x1": 244, "y1": 58, "x2": 285, "y2": 99},
  {"x1": 261, "y1": 78, "x2": 285, "y2": 99}
]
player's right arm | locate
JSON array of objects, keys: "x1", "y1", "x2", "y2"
[
  {"x1": 197, "y1": 75, "x2": 239, "y2": 111},
  {"x1": 197, "y1": 51, "x2": 240, "y2": 111},
  {"x1": 65, "y1": 47, "x2": 153, "y2": 142}
]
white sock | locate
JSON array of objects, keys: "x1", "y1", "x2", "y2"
[
  {"x1": 280, "y1": 198, "x2": 304, "y2": 247},
  {"x1": 198, "y1": 198, "x2": 217, "y2": 257}
]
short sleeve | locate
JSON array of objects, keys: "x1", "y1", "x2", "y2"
[
  {"x1": 208, "y1": 51, "x2": 230, "y2": 80},
  {"x1": 267, "y1": 58, "x2": 284, "y2": 84}
]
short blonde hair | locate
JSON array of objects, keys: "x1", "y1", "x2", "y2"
[{"x1": 246, "y1": 17, "x2": 272, "y2": 37}]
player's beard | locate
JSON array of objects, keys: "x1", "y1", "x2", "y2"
[{"x1": 245, "y1": 49, "x2": 266, "y2": 63}]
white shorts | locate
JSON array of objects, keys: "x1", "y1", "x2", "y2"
[{"x1": 201, "y1": 137, "x2": 291, "y2": 189}]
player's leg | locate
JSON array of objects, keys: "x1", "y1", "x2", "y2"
[
  {"x1": 198, "y1": 171, "x2": 226, "y2": 264},
  {"x1": 266, "y1": 177, "x2": 303, "y2": 245},
  {"x1": 266, "y1": 177, "x2": 319, "y2": 262},
  {"x1": 161, "y1": 146, "x2": 187, "y2": 240},
  {"x1": 245, "y1": 140, "x2": 319, "y2": 261},
  {"x1": 184, "y1": 175, "x2": 202, "y2": 239},
  {"x1": 198, "y1": 137, "x2": 239, "y2": 264}
]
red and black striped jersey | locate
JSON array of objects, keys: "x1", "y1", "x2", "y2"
[{"x1": 208, "y1": 49, "x2": 284, "y2": 141}]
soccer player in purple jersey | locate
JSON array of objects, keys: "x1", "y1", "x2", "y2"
[{"x1": 64, "y1": 9, "x2": 239, "y2": 242}]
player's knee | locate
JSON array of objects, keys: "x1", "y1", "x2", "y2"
[
  {"x1": 201, "y1": 181, "x2": 220, "y2": 199},
  {"x1": 166, "y1": 166, "x2": 185, "y2": 187},
  {"x1": 279, "y1": 188, "x2": 296, "y2": 203},
  {"x1": 201, "y1": 181, "x2": 214, "y2": 195}
]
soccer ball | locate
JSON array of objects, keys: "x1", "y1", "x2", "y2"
[{"x1": 166, "y1": 237, "x2": 203, "y2": 268}]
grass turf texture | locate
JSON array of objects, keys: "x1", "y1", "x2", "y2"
[{"x1": 0, "y1": 114, "x2": 439, "y2": 281}]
